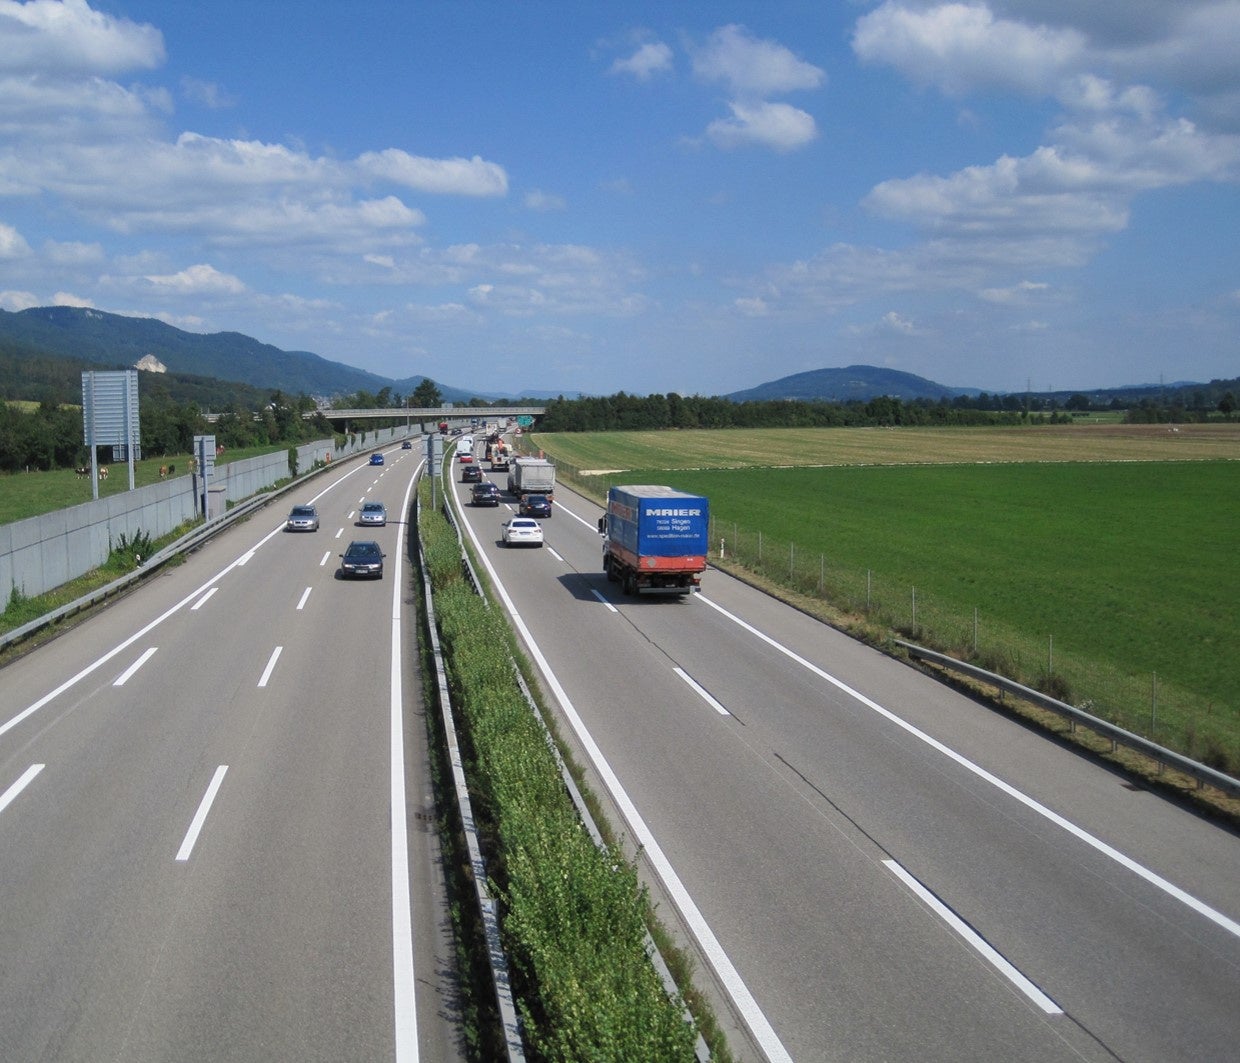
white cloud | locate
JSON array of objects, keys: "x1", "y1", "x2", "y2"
[
  {"x1": 853, "y1": 2, "x2": 1087, "y2": 97},
  {"x1": 180, "y1": 76, "x2": 236, "y2": 109},
  {"x1": 854, "y1": 2, "x2": 1240, "y2": 122},
  {"x1": 142, "y1": 263, "x2": 246, "y2": 294},
  {"x1": 356, "y1": 149, "x2": 508, "y2": 196},
  {"x1": 735, "y1": 295, "x2": 769, "y2": 316},
  {"x1": 524, "y1": 189, "x2": 567, "y2": 212},
  {"x1": 980, "y1": 279, "x2": 1050, "y2": 303},
  {"x1": 0, "y1": 73, "x2": 158, "y2": 147},
  {"x1": 692, "y1": 24, "x2": 824, "y2": 97},
  {"x1": 50, "y1": 290, "x2": 94, "y2": 306},
  {"x1": 878, "y1": 310, "x2": 922, "y2": 335},
  {"x1": 0, "y1": 221, "x2": 32, "y2": 257},
  {"x1": 0, "y1": 288, "x2": 39, "y2": 310},
  {"x1": 43, "y1": 238, "x2": 103, "y2": 264},
  {"x1": 707, "y1": 100, "x2": 818, "y2": 152},
  {"x1": 610, "y1": 41, "x2": 673, "y2": 81},
  {"x1": 0, "y1": 0, "x2": 165, "y2": 76}
]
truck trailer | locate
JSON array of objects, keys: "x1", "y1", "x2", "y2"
[
  {"x1": 507, "y1": 457, "x2": 555, "y2": 499},
  {"x1": 601, "y1": 485, "x2": 709, "y2": 597}
]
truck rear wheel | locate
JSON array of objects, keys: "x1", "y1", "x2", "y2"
[{"x1": 623, "y1": 570, "x2": 636, "y2": 596}]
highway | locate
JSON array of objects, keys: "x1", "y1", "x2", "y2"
[
  {"x1": 449, "y1": 448, "x2": 1240, "y2": 1063},
  {"x1": 5, "y1": 432, "x2": 1238, "y2": 1062},
  {"x1": 0, "y1": 442, "x2": 464, "y2": 1062}
]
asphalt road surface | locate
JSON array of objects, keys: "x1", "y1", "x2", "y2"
[
  {"x1": 0, "y1": 442, "x2": 465, "y2": 1063},
  {"x1": 448, "y1": 451, "x2": 1240, "y2": 1063}
]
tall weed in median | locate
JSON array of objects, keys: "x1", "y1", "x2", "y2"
[{"x1": 418, "y1": 482, "x2": 699, "y2": 1061}]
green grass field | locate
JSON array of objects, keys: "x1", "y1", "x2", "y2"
[
  {"x1": 0, "y1": 445, "x2": 286, "y2": 526},
  {"x1": 531, "y1": 425, "x2": 1240, "y2": 772}
]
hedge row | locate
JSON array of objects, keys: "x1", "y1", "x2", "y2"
[{"x1": 418, "y1": 483, "x2": 699, "y2": 1061}]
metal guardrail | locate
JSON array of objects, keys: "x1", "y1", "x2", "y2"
[
  {"x1": 896, "y1": 639, "x2": 1240, "y2": 800},
  {"x1": 416, "y1": 492, "x2": 526, "y2": 1062}
]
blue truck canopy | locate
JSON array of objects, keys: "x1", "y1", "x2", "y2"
[{"x1": 607, "y1": 485, "x2": 709, "y2": 558}]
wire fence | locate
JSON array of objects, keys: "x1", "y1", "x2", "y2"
[{"x1": 708, "y1": 515, "x2": 1238, "y2": 776}]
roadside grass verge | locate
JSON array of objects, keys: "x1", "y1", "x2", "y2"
[
  {"x1": 527, "y1": 429, "x2": 1240, "y2": 783},
  {"x1": 416, "y1": 479, "x2": 713, "y2": 1061}
]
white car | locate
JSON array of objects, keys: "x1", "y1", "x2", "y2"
[{"x1": 501, "y1": 517, "x2": 543, "y2": 547}]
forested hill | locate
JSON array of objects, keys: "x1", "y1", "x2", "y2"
[
  {"x1": 727, "y1": 364, "x2": 977, "y2": 402},
  {"x1": 0, "y1": 333, "x2": 275, "y2": 411},
  {"x1": 0, "y1": 306, "x2": 395, "y2": 398},
  {"x1": 0, "y1": 305, "x2": 482, "y2": 403}
]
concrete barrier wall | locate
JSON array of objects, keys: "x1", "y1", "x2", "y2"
[
  {"x1": 1, "y1": 475, "x2": 200, "y2": 601},
  {"x1": 1, "y1": 425, "x2": 419, "y2": 602}
]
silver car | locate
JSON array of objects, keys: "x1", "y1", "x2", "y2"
[
  {"x1": 359, "y1": 500, "x2": 387, "y2": 526},
  {"x1": 285, "y1": 504, "x2": 319, "y2": 532}
]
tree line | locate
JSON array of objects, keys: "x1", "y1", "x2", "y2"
[
  {"x1": 534, "y1": 384, "x2": 1239, "y2": 433},
  {"x1": 0, "y1": 386, "x2": 334, "y2": 473},
  {"x1": 537, "y1": 392, "x2": 1050, "y2": 432}
]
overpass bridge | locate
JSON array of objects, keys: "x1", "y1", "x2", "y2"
[
  {"x1": 202, "y1": 405, "x2": 546, "y2": 425},
  {"x1": 323, "y1": 405, "x2": 546, "y2": 424}
]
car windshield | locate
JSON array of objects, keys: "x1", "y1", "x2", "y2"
[
  {"x1": 291, "y1": 506, "x2": 314, "y2": 516},
  {"x1": 348, "y1": 543, "x2": 381, "y2": 557},
  {"x1": 363, "y1": 503, "x2": 383, "y2": 511}
]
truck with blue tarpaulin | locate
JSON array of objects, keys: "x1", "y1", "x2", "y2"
[{"x1": 601, "y1": 485, "x2": 709, "y2": 597}]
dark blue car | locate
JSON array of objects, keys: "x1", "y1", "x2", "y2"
[
  {"x1": 340, "y1": 540, "x2": 384, "y2": 579},
  {"x1": 519, "y1": 493, "x2": 552, "y2": 518}
]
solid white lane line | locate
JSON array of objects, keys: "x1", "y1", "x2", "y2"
[
  {"x1": 319, "y1": 551, "x2": 331, "y2": 567},
  {"x1": 452, "y1": 496, "x2": 793, "y2": 1063},
  {"x1": 0, "y1": 764, "x2": 44, "y2": 815},
  {"x1": 191, "y1": 586, "x2": 218, "y2": 610},
  {"x1": 590, "y1": 589, "x2": 618, "y2": 612},
  {"x1": 296, "y1": 587, "x2": 312, "y2": 611},
  {"x1": 884, "y1": 859, "x2": 1062, "y2": 1014},
  {"x1": 257, "y1": 646, "x2": 283, "y2": 687},
  {"x1": 696, "y1": 593, "x2": 1240, "y2": 941},
  {"x1": 176, "y1": 765, "x2": 227, "y2": 862},
  {"x1": 236, "y1": 550, "x2": 255, "y2": 566},
  {"x1": 674, "y1": 667, "x2": 731, "y2": 716},
  {"x1": 390, "y1": 461, "x2": 419, "y2": 1059},
  {"x1": 114, "y1": 647, "x2": 157, "y2": 687}
]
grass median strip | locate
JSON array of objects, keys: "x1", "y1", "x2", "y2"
[{"x1": 417, "y1": 479, "x2": 711, "y2": 1061}]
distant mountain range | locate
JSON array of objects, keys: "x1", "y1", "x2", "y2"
[
  {"x1": 1, "y1": 305, "x2": 1228, "y2": 408},
  {"x1": 0, "y1": 306, "x2": 486, "y2": 403},
  {"x1": 728, "y1": 363, "x2": 1232, "y2": 407}
]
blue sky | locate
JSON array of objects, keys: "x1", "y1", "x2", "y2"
[{"x1": 2, "y1": 1, "x2": 1238, "y2": 398}]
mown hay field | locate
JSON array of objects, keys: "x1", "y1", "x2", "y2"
[
  {"x1": 531, "y1": 424, "x2": 1240, "y2": 771},
  {"x1": 534, "y1": 422, "x2": 1240, "y2": 473}
]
